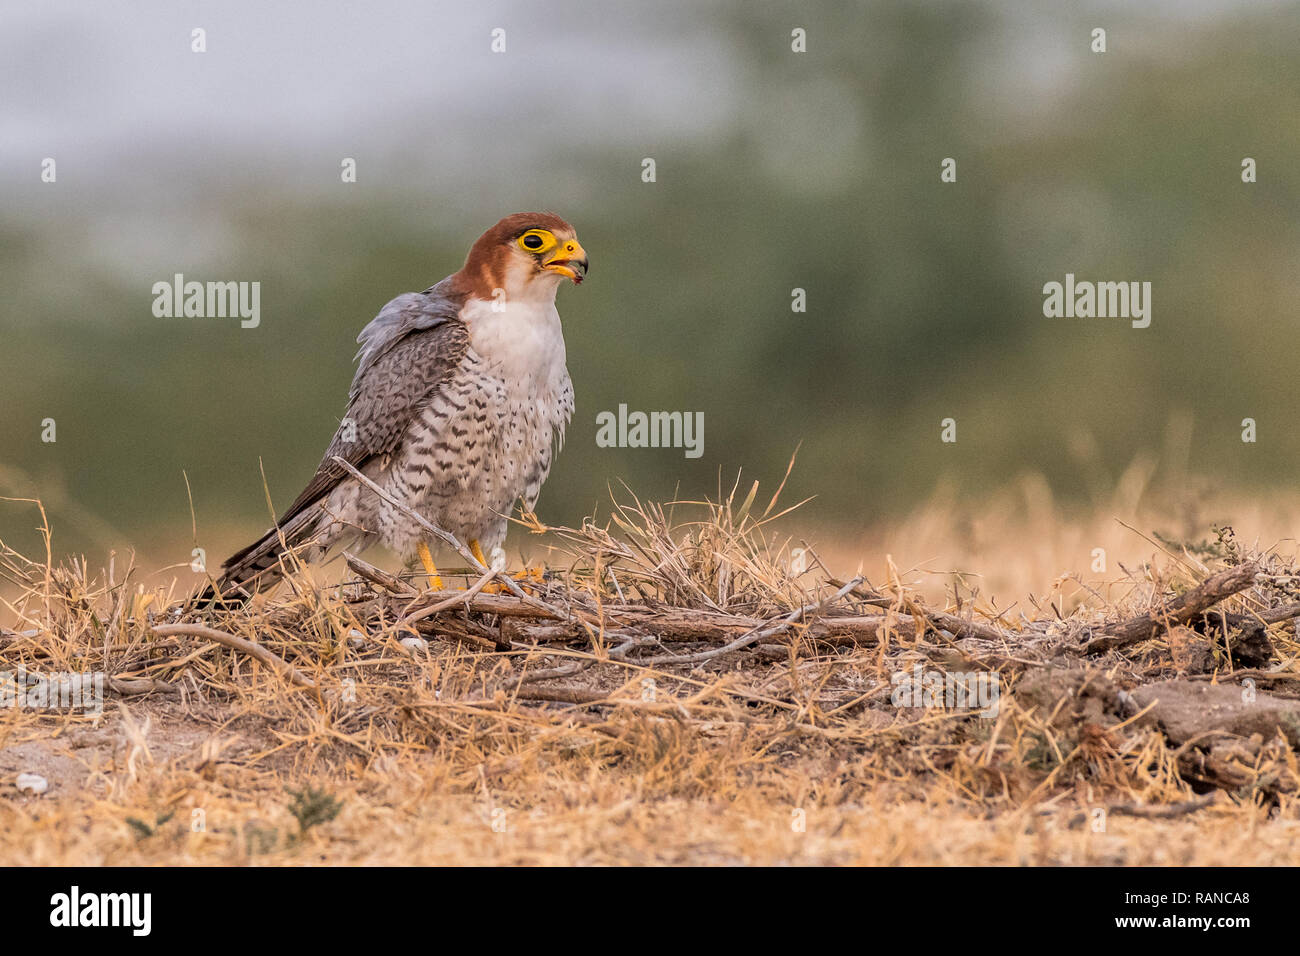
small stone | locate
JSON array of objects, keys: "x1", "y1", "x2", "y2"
[
  {"x1": 15, "y1": 773, "x2": 48, "y2": 796},
  {"x1": 399, "y1": 636, "x2": 429, "y2": 656}
]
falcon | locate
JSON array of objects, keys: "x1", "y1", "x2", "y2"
[{"x1": 213, "y1": 212, "x2": 587, "y2": 597}]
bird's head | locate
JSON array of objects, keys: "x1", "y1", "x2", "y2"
[{"x1": 458, "y1": 212, "x2": 588, "y2": 302}]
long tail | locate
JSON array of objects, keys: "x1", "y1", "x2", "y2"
[{"x1": 199, "y1": 507, "x2": 323, "y2": 604}]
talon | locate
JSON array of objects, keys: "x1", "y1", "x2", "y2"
[
  {"x1": 471, "y1": 541, "x2": 511, "y2": 592},
  {"x1": 495, "y1": 564, "x2": 544, "y2": 594}
]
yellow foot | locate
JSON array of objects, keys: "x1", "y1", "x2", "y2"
[
  {"x1": 483, "y1": 565, "x2": 545, "y2": 594},
  {"x1": 467, "y1": 539, "x2": 544, "y2": 593},
  {"x1": 416, "y1": 540, "x2": 443, "y2": 590}
]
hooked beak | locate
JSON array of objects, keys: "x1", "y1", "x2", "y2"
[{"x1": 543, "y1": 238, "x2": 589, "y2": 284}]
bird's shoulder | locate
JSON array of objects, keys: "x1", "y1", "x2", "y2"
[{"x1": 351, "y1": 278, "x2": 471, "y2": 399}]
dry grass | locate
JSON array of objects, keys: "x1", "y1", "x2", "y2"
[{"x1": 4, "y1": 468, "x2": 1300, "y2": 866}]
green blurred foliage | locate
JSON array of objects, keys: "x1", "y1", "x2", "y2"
[{"x1": 2, "y1": 1, "x2": 1298, "y2": 564}]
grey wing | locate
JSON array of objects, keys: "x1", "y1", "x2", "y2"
[
  {"x1": 276, "y1": 285, "x2": 469, "y2": 524},
  {"x1": 352, "y1": 278, "x2": 465, "y2": 397}
]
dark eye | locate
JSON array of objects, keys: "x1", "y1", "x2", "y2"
[{"x1": 516, "y1": 229, "x2": 557, "y2": 254}]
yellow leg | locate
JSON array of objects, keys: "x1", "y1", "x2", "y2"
[{"x1": 416, "y1": 539, "x2": 443, "y2": 590}]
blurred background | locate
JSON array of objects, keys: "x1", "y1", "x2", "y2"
[{"x1": 2, "y1": 0, "x2": 1298, "y2": 596}]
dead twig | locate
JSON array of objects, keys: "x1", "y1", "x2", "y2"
[
  {"x1": 108, "y1": 675, "x2": 182, "y2": 697},
  {"x1": 343, "y1": 551, "x2": 416, "y2": 596},
  {"x1": 1080, "y1": 562, "x2": 1260, "y2": 654},
  {"x1": 151, "y1": 623, "x2": 317, "y2": 690},
  {"x1": 399, "y1": 567, "x2": 497, "y2": 629},
  {"x1": 632, "y1": 577, "x2": 863, "y2": 667}
]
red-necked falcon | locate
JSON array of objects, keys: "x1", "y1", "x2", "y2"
[{"x1": 214, "y1": 212, "x2": 587, "y2": 596}]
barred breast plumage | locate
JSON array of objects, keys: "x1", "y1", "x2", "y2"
[{"x1": 374, "y1": 295, "x2": 574, "y2": 561}]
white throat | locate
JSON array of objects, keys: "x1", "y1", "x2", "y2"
[{"x1": 461, "y1": 291, "x2": 569, "y2": 390}]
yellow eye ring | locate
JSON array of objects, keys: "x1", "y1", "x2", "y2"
[{"x1": 517, "y1": 229, "x2": 557, "y2": 254}]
